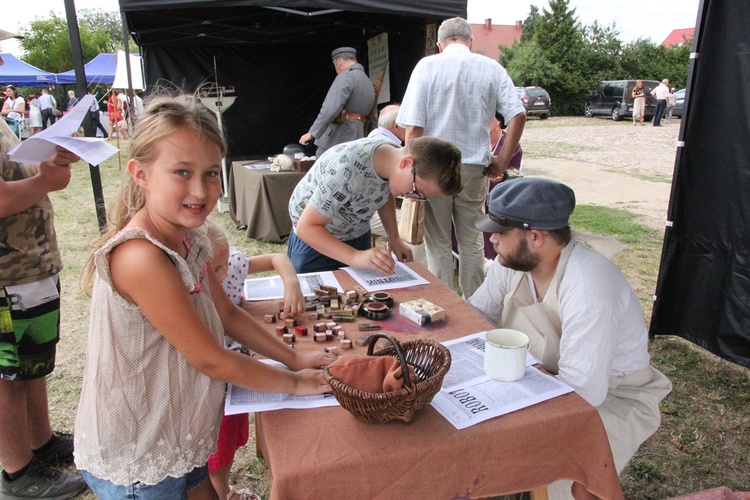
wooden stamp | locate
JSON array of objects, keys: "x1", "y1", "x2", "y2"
[
  {"x1": 339, "y1": 339, "x2": 353, "y2": 349},
  {"x1": 263, "y1": 314, "x2": 276, "y2": 323},
  {"x1": 355, "y1": 333, "x2": 374, "y2": 346},
  {"x1": 358, "y1": 323, "x2": 380, "y2": 332}
]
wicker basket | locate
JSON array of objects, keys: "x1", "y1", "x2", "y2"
[{"x1": 324, "y1": 333, "x2": 451, "y2": 424}]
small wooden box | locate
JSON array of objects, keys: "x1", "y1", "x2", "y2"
[{"x1": 294, "y1": 159, "x2": 316, "y2": 172}]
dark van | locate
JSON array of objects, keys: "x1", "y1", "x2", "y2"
[{"x1": 584, "y1": 80, "x2": 659, "y2": 121}]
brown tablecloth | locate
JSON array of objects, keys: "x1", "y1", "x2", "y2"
[
  {"x1": 247, "y1": 264, "x2": 623, "y2": 500},
  {"x1": 228, "y1": 161, "x2": 306, "y2": 243}
]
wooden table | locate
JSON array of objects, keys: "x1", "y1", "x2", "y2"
[
  {"x1": 228, "y1": 161, "x2": 305, "y2": 243},
  {"x1": 245, "y1": 264, "x2": 623, "y2": 500}
]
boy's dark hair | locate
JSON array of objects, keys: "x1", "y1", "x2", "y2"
[{"x1": 406, "y1": 136, "x2": 462, "y2": 197}]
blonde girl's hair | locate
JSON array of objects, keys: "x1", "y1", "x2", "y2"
[
  {"x1": 204, "y1": 218, "x2": 229, "y2": 259},
  {"x1": 81, "y1": 90, "x2": 227, "y2": 292}
]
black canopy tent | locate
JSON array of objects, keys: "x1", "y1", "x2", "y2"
[
  {"x1": 650, "y1": 0, "x2": 750, "y2": 368},
  {"x1": 118, "y1": 0, "x2": 466, "y2": 159}
]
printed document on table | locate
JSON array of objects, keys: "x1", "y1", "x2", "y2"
[
  {"x1": 342, "y1": 261, "x2": 429, "y2": 292},
  {"x1": 224, "y1": 360, "x2": 340, "y2": 414},
  {"x1": 243, "y1": 162, "x2": 271, "y2": 170},
  {"x1": 441, "y1": 331, "x2": 538, "y2": 392},
  {"x1": 244, "y1": 271, "x2": 342, "y2": 301},
  {"x1": 8, "y1": 95, "x2": 119, "y2": 166},
  {"x1": 431, "y1": 368, "x2": 574, "y2": 430}
]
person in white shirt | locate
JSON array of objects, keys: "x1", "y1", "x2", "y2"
[
  {"x1": 37, "y1": 88, "x2": 57, "y2": 130},
  {"x1": 131, "y1": 91, "x2": 145, "y2": 119},
  {"x1": 468, "y1": 178, "x2": 672, "y2": 493},
  {"x1": 650, "y1": 78, "x2": 670, "y2": 126},
  {"x1": 1, "y1": 85, "x2": 25, "y2": 137},
  {"x1": 397, "y1": 17, "x2": 526, "y2": 298}
]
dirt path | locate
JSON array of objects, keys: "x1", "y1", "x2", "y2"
[{"x1": 516, "y1": 116, "x2": 681, "y2": 230}]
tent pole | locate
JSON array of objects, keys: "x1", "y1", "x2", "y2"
[
  {"x1": 121, "y1": 12, "x2": 135, "y2": 133},
  {"x1": 63, "y1": 0, "x2": 107, "y2": 233}
]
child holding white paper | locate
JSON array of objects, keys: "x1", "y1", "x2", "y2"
[
  {"x1": 75, "y1": 92, "x2": 334, "y2": 499},
  {"x1": 204, "y1": 219, "x2": 305, "y2": 499}
]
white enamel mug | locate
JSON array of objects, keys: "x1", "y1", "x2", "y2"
[{"x1": 484, "y1": 329, "x2": 529, "y2": 382}]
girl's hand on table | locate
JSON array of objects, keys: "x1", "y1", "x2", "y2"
[{"x1": 293, "y1": 369, "x2": 331, "y2": 396}]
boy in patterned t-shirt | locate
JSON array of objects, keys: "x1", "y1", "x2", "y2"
[{"x1": 288, "y1": 136, "x2": 462, "y2": 274}]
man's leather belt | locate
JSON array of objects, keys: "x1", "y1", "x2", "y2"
[{"x1": 344, "y1": 113, "x2": 366, "y2": 122}]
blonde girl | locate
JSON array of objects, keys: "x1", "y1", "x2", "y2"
[{"x1": 75, "y1": 92, "x2": 333, "y2": 499}]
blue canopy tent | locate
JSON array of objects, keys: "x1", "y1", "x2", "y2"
[
  {"x1": 0, "y1": 53, "x2": 57, "y2": 87},
  {"x1": 56, "y1": 53, "x2": 117, "y2": 85}
]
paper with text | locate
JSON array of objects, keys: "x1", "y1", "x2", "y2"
[
  {"x1": 224, "y1": 360, "x2": 340, "y2": 414},
  {"x1": 342, "y1": 261, "x2": 429, "y2": 292},
  {"x1": 431, "y1": 368, "x2": 574, "y2": 430},
  {"x1": 8, "y1": 95, "x2": 119, "y2": 165},
  {"x1": 244, "y1": 271, "x2": 342, "y2": 301}
]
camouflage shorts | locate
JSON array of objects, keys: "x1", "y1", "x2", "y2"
[{"x1": 0, "y1": 279, "x2": 60, "y2": 381}]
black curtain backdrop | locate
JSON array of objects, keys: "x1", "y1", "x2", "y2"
[
  {"x1": 119, "y1": 1, "x2": 464, "y2": 158},
  {"x1": 650, "y1": 0, "x2": 750, "y2": 368}
]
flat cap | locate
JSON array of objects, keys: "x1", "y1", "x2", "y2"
[
  {"x1": 331, "y1": 47, "x2": 356, "y2": 59},
  {"x1": 475, "y1": 178, "x2": 575, "y2": 233}
]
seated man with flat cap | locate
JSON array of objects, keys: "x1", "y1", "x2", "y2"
[
  {"x1": 299, "y1": 47, "x2": 376, "y2": 157},
  {"x1": 468, "y1": 178, "x2": 672, "y2": 491}
]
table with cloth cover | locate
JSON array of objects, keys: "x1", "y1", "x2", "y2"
[
  {"x1": 228, "y1": 161, "x2": 306, "y2": 243},
  {"x1": 242, "y1": 263, "x2": 623, "y2": 500}
]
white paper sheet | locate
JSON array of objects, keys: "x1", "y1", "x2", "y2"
[
  {"x1": 224, "y1": 360, "x2": 340, "y2": 415},
  {"x1": 8, "y1": 95, "x2": 119, "y2": 166},
  {"x1": 243, "y1": 163, "x2": 271, "y2": 170},
  {"x1": 244, "y1": 271, "x2": 342, "y2": 301},
  {"x1": 341, "y1": 261, "x2": 429, "y2": 292},
  {"x1": 431, "y1": 368, "x2": 574, "y2": 430},
  {"x1": 441, "y1": 331, "x2": 538, "y2": 392}
]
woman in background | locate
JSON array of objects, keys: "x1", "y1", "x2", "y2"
[{"x1": 27, "y1": 93, "x2": 42, "y2": 136}]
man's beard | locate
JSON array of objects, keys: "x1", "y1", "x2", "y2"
[{"x1": 498, "y1": 237, "x2": 540, "y2": 272}]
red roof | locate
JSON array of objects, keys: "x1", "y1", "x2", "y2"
[
  {"x1": 470, "y1": 19, "x2": 523, "y2": 61},
  {"x1": 662, "y1": 28, "x2": 694, "y2": 47}
]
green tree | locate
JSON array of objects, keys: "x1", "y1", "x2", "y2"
[
  {"x1": 520, "y1": 5, "x2": 541, "y2": 43},
  {"x1": 530, "y1": 0, "x2": 590, "y2": 115},
  {"x1": 501, "y1": 40, "x2": 560, "y2": 87},
  {"x1": 19, "y1": 9, "x2": 136, "y2": 73},
  {"x1": 583, "y1": 20, "x2": 623, "y2": 81}
]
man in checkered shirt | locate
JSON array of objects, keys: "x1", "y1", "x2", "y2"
[{"x1": 397, "y1": 17, "x2": 526, "y2": 298}]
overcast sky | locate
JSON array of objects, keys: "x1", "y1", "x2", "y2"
[{"x1": 1, "y1": 0, "x2": 700, "y2": 57}]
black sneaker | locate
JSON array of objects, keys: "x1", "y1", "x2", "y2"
[
  {"x1": 32, "y1": 433, "x2": 74, "y2": 467},
  {"x1": 0, "y1": 457, "x2": 86, "y2": 499}
]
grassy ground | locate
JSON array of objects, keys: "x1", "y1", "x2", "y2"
[{"x1": 22, "y1": 130, "x2": 750, "y2": 498}]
